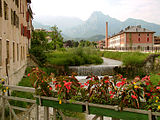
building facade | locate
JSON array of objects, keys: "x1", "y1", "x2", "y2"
[
  {"x1": 105, "y1": 22, "x2": 155, "y2": 49},
  {"x1": 154, "y1": 36, "x2": 160, "y2": 47},
  {"x1": 97, "y1": 40, "x2": 105, "y2": 49},
  {"x1": 0, "y1": 0, "x2": 32, "y2": 85}
]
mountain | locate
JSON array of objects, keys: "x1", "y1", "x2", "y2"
[
  {"x1": 33, "y1": 16, "x2": 84, "y2": 31},
  {"x1": 64, "y1": 11, "x2": 122, "y2": 38},
  {"x1": 33, "y1": 11, "x2": 160, "y2": 40},
  {"x1": 122, "y1": 18, "x2": 160, "y2": 36},
  {"x1": 32, "y1": 21, "x2": 51, "y2": 30},
  {"x1": 86, "y1": 34, "x2": 105, "y2": 41}
]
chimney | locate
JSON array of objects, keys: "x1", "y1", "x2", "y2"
[{"x1": 105, "y1": 22, "x2": 108, "y2": 48}]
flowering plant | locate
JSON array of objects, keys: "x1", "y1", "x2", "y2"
[
  {"x1": 0, "y1": 78, "x2": 8, "y2": 93},
  {"x1": 28, "y1": 67, "x2": 160, "y2": 112}
]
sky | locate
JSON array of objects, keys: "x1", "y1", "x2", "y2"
[{"x1": 31, "y1": 0, "x2": 160, "y2": 25}]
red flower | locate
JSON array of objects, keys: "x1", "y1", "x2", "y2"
[
  {"x1": 146, "y1": 82, "x2": 150, "y2": 86},
  {"x1": 86, "y1": 80, "x2": 90, "y2": 84},
  {"x1": 120, "y1": 75, "x2": 123, "y2": 79},
  {"x1": 55, "y1": 85, "x2": 58, "y2": 89},
  {"x1": 109, "y1": 91, "x2": 112, "y2": 94},
  {"x1": 84, "y1": 83, "x2": 88, "y2": 86},
  {"x1": 58, "y1": 85, "x2": 61, "y2": 88},
  {"x1": 53, "y1": 81, "x2": 56, "y2": 84},
  {"x1": 42, "y1": 80, "x2": 44, "y2": 83},
  {"x1": 49, "y1": 87, "x2": 52, "y2": 91},
  {"x1": 110, "y1": 95, "x2": 114, "y2": 99},
  {"x1": 27, "y1": 73, "x2": 30, "y2": 77},
  {"x1": 131, "y1": 95, "x2": 137, "y2": 99},
  {"x1": 80, "y1": 85, "x2": 84, "y2": 88},
  {"x1": 105, "y1": 80, "x2": 109, "y2": 83},
  {"x1": 91, "y1": 78, "x2": 93, "y2": 81},
  {"x1": 156, "y1": 86, "x2": 160, "y2": 90},
  {"x1": 146, "y1": 93, "x2": 151, "y2": 96}
]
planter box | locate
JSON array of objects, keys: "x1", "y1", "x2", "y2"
[
  {"x1": 89, "y1": 106, "x2": 148, "y2": 120},
  {"x1": 36, "y1": 96, "x2": 85, "y2": 113}
]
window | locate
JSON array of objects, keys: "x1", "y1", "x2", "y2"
[
  {"x1": 11, "y1": 9, "x2": 13, "y2": 23},
  {"x1": 4, "y1": 1, "x2": 8, "y2": 20},
  {"x1": 147, "y1": 38, "x2": 149, "y2": 42},
  {"x1": 13, "y1": 42, "x2": 15, "y2": 62},
  {"x1": 17, "y1": 44, "x2": 19, "y2": 61},
  {"x1": 23, "y1": 46, "x2": 25, "y2": 60},
  {"x1": 11, "y1": 10, "x2": 19, "y2": 28},
  {"x1": 6, "y1": 41, "x2": 9, "y2": 64},
  {"x1": 0, "y1": 0, "x2": 2, "y2": 17},
  {"x1": 21, "y1": 46, "x2": 22, "y2": 60},
  {"x1": 147, "y1": 33, "x2": 149, "y2": 36},
  {"x1": 0, "y1": 39, "x2": 2, "y2": 66},
  {"x1": 138, "y1": 33, "x2": 141, "y2": 36},
  {"x1": 15, "y1": 13, "x2": 19, "y2": 28},
  {"x1": 15, "y1": 0, "x2": 19, "y2": 8}
]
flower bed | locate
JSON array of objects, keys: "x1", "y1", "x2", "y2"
[{"x1": 27, "y1": 67, "x2": 160, "y2": 119}]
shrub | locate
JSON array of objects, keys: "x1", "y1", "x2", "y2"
[
  {"x1": 103, "y1": 51, "x2": 150, "y2": 66},
  {"x1": 46, "y1": 47, "x2": 103, "y2": 66},
  {"x1": 29, "y1": 46, "x2": 47, "y2": 64}
]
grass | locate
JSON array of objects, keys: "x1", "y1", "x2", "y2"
[
  {"x1": 9, "y1": 67, "x2": 33, "y2": 109},
  {"x1": 150, "y1": 73, "x2": 160, "y2": 85},
  {"x1": 46, "y1": 47, "x2": 103, "y2": 66},
  {"x1": 103, "y1": 51, "x2": 150, "y2": 66}
]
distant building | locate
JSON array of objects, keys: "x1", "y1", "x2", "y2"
[
  {"x1": 0, "y1": 0, "x2": 33, "y2": 85},
  {"x1": 154, "y1": 36, "x2": 160, "y2": 46},
  {"x1": 105, "y1": 22, "x2": 155, "y2": 50},
  {"x1": 97, "y1": 40, "x2": 105, "y2": 49}
]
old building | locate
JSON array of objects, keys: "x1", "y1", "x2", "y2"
[
  {"x1": 105, "y1": 22, "x2": 155, "y2": 50},
  {"x1": 0, "y1": 0, "x2": 33, "y2": 85},
  {"x1": 154, "y1": 36, "x2": 160, "y2": 47},
  {"x1": 97, "y1": 40, "x2": 105, "y2": 49}
]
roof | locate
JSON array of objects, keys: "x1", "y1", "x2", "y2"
[
  {"x1": 123, "y1": 25, "x2": 155, "y2": 33},
  {"x1": 108, "y1": 25, "x2": 155, "y2": 39}
]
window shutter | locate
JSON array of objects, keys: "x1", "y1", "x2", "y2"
[
  {"x1": 26, "y1": 11, "x2": 29, "y2": 22},
  {"x1": 21, "y1": 24, "x2": 23, "y2": 35}
]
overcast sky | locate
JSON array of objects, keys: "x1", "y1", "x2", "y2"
[{"x1": 31, "y1": 0, "x2": 160, "y2": 25}]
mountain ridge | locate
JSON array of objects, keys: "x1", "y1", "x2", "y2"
[{"x1": 33, "y1": 11, "x2": 160, "y2": 40}]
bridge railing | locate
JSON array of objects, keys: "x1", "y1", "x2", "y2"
[{"x1": 1, "y1": 85, "x2": 160, "y2": 120}]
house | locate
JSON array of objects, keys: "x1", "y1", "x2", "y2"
[
  {"x1": 97, "y1": 40, "x2": 105, "y2": 49},
  {"x1": 0, "y1": 0, "x2": 33, "y2": 85},
  {"x1": 105, "y1": 22, "x2": 155, "y2": 50},
  {"x1": 154, "y1": 36, "x2": 160, "y2": 47}
]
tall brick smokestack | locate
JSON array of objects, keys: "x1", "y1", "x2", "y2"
[{"x1": 105, "y1": 22, "x2": 108, "y2": 48}]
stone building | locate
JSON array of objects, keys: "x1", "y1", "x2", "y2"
[
  {"x1": 154, "y1": 36, "x2": 160, "y2": 47},
  {"x1": 0, "y1": 0, "x2": 33, "y2": 85},
  {"x1": 105, "y1": 22, "x2": 155, "y2": 49},
  {"x1": 97, "y1": 40, "x2": 105, "y2": 49}
]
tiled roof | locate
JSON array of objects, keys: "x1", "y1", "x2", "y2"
[
  {"x1": 123, "y1": 25, "x2": 155, "y2": 33},
  {"x1": 108, "y1": 25, "x2": 155, "y2": 39}
]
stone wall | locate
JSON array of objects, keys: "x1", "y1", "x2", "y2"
[{"x1": 114, "y1": 54, "x2": 160, "y2": 78}]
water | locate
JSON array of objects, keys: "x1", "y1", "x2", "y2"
[{"x1": 69, "y1": 57, "x2": 122, "y2": 76}]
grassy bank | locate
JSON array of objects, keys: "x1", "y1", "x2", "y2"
[
  {"x1": 46, "y1": 47, "x2": 103, "y2": 66},
  {"x1": 103, "y1": 51, "x2": 150, "y2": 66}
]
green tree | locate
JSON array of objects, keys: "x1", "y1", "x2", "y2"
[
  {"x1": 30, "y1": 30, "x2": 48, "y2": 64},
  {"x1": 31, "y1": 30, "x2": 48, "y2": 50},
  {"x1": 47, "y1": 26, "x2": 64, "y2": 50}
]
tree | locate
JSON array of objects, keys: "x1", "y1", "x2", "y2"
[
  {"x1": 47, "y1": 26, "x2": 64, "y2": 50},
  {"x1": 31, "y1": 30, "x2": 48, "y2": 50},
  {"x1": 30, "y1": 30, "x2": 48, "y2": 64}
]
